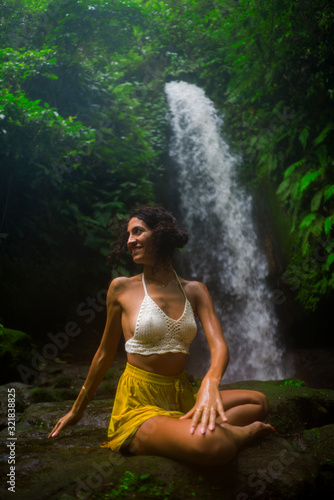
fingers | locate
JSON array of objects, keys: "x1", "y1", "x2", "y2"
[
  {"x1": 190, "y1": 407, "x2": 202, "y2": 434},
  {"x1": 208, "y1": 406, "x2": 217, "y2": 431},
  {"x1": 189, "y1": 406, "x2": 217, "y2": 435},
  {"x1": 200, "y1": 407, "x2": 211, "y2": 434},
  {"x1": 48, "y1": 428, "x2": 57, "y2": 438},
  {"x1": 217, "y1": 405, "x2": 228, "y2": 424},
  {"x1": 180, "y1": 397, "x2": 228, "y2": 435},
  {"x1": 179, "y1": 409, "x2": 194, "y2": 420},
  {"x1": 48, "y1": 418, "x2": 66, "y2": 438},
  {"x1": 48, "y1": 422, "x2": 61, "y2": 438}
]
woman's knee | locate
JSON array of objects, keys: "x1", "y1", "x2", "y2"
[{"x1": 253, "y1": 391, "x2": 269, "y2": 419}]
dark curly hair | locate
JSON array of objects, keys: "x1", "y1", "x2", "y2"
[{"x1": 108, "y1": 205, "x2": 188, "y2": 270}]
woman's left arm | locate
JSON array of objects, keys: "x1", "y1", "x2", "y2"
[{"x1": 180, "y1": 281, "x2": 229, "y2": 434}]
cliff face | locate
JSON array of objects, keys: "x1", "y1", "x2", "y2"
[
  {"x1": 252, "y1": 180, "x2": 334, "y2": 352},
  {"x1": 0, "y1": 362, "x2": 333, "y2": 500}
]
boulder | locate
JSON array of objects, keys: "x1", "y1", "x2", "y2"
[
  {"x1": 0, "y1": 370, "x2": 333, "y2": 500},
  {"x1": 0, "y1": 325, "x2": 35, "y2": 384}
]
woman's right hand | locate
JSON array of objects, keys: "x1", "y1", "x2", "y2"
[{"x1": 48, "y1": 410, "x2": 83, "y2": 438}]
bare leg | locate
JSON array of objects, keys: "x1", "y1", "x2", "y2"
[
  {"x1": 218, "y1": 389, "x2": 269, "y2": 426},
  {"x1": 130, "y1": 414, "x2": 273, "y2": 466}
]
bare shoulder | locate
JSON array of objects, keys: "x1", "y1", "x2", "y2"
[
  {"x1": 180, "y1": 278, "x2": 217, "y2": 320},
  {"x1": 179, "y1": 277, "x2": 211, "y2": 303},
  {"x1": 107, "y1": 274, "x2": 142, "y2": 304}
]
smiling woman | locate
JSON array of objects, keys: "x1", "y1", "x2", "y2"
[
  {"x1": 110, "y1": 206, "x2": 189, "y2": 271},
  {"x1": 48, "y1": 205, "x2": 274, "y2": 465},
  {"x1": 127, "y1": 218, "x2": 155, "y2": 263}
]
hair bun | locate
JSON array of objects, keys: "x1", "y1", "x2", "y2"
[{"x1": 155, "y1": 221, "x2": 188, "y2": 250}]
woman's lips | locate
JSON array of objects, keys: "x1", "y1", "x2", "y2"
[{"x1": 131, "y1": 247, "x2": 142, "y2": 255}]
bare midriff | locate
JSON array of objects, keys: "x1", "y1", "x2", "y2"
[{"x1": 126, "y1": 352, "x2": 188, "y2": 376}]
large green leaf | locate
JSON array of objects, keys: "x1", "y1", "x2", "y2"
[
  {"x1": 283, "y1": 159, "x2": 306, "y2": 179},
  {"x1": 276, "y1": 178, "x2": 291, "y2": 200},
  {"x1": 310, "y1": 190, "x2": 323, "y2": 212},
  {"x1": 313, "y1": 123, "x2": 334, "y2": 147},
  {"x1": 298, "y1": 127, "x2": 309, "y2": 150},
  {"x1": 299, "y1": 213, "x2": 317, "y2": 229},
  {"x1": 299, "y1": 168, "x2": 323, "y2": 194},
  {"x1": 325, "y1": 253, "x2": 334, "y2": 271},
  {"x1": 324, "y1": 185, "x2": 334, "y2": 202},
  {"x1": 315, "y1": 145, "x2": 329, "y2": 167},
  {"x1": 324, "y1": 216, "x2": 334, "y2": 235}
]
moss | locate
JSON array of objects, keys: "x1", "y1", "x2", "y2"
[
  {"x1": 0, "y1": 323, "x2": 34, "y2": 383},
  {"x1": 280, "y1": 379, "x2": 305, "y2": 387},
  {"x1": 52, "y1": 374, "x2": 73, "y2": 388},
  {"x1": 30, "y1": 387, "x2": 57, "y2": 403},
  {"x1": 53, "y1": 388, "x2": 78, "y2": 401},
  {"x1": 219, "y1": 379, "x2": 334, "y2": 435},
  {"x1": 29, "y1": 386, "x2": 78, "y2": 403},
  {"x1": 303, "y1": 425, "x2": 334, "y2": 464},
  {"x1": 92, "y1": 470, "x2": 194, "y2": 499},
  {"x1": 104, "y1": 367, "x2": 120, "y2": 380}
]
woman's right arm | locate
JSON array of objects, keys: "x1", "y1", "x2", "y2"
[{"x1": 48, "y1": 278, "x2": 123, "y2": 438}]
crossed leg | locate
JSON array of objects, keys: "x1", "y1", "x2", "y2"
[
  {"x1": 130, "y1": 389, "x2": 272, "y2": 465},
  {"x1": 219, "y1": 388, "x2": 269, "y2": 426}
]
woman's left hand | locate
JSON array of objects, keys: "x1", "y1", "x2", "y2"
[{"x1": 180, "y1": 377, "x2": 227, "y2": 434}]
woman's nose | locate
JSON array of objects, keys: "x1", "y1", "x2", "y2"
[{"x1": 127, "y1": 234, "x2": 135, "y2": 246}]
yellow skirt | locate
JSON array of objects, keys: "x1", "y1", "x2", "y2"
[{"x1": 101, "y1": 362, "x2": 196, "y2": 452}]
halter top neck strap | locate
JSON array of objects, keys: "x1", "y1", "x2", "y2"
[
  {"x1": 142, "y1": 271, "x2": 186, "y2": 298},
  {"x1": 142, "y1": 272, "x2": 148, "y2": 294}
]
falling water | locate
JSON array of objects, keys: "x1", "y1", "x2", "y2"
[{"x1": 165, "y1": 81, "x2": 288, "y2": 382}]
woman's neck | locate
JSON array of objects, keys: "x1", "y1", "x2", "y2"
[{"x1": 143, "y1": 262, "x2": 176, "y2": 287}]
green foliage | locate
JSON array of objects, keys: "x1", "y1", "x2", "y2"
[
  {"x1": 157, "y1": 0, "x2": 334, "y2": 311},
  {"x1": 134, "y1": 0, "x2": 334, "y2": 310},
  {"x1": 93, "y1": 470, "x2": 182, "y2": 499},
  {"x1": 282, "y1": 379, "x2": 305, "y2": 388},
  {"x1": 1, "y1": 0, "x2": 334, "y2": 335},
  {"x1": 0, "y1": 0, "x2": 166, "y2": 334}
]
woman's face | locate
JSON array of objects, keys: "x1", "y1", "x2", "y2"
[{"x1": 127, "y1": 217, "x2": 156, "y2": 265}]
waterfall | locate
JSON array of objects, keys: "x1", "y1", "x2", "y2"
[{"x1": 165, "y1": 81, "x2": 288, "y2": 382}]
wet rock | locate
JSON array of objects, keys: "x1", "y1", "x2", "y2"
[
  {"x1": 0, "y1": 372, "x2": 333, "y2": 500},
  {"x1": 52, "y1": 374, "x2": 74, "y2": 389},
  {"x1": 0, "y1": 382, "x2": 34, "y2": 430},
  {"x1": 220, "y1": 379, "x2": 334, "y2": 434}
]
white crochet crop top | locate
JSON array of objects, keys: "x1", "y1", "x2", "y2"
[{"x1": 125, "y1": 272, "x2": 197, "y2": 355}]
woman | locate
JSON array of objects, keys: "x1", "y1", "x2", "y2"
[{"x1": 49, "y1": 205, "x2": 274, "y2": 465}]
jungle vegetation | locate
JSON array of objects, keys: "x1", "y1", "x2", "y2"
[{"x1": 0, "y1": 0, "x2": 333, "y2": 339}]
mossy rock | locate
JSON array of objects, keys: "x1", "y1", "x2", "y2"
[
  {"x1": 220, "y1": 379, "x2": 334, "y2": 435},
  {"x1": 303, "y1": 424, "x2": 334, "y2": 466},
  {"x1": 52, "y1": 374, "x2": 73, "y2": 389},
  {"x1": 1, "y1": 379, "x2": 334, "y2": 500},
  {"x1": 29, "y1": 387, "x2": 79, "y2": 403},
  {"x1": 0, "y1": 324, "x2": 34, "y2": 383}
]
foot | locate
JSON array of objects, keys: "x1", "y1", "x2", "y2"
[{"x1": 221, "y1": 421, "x2": 275, "y2": 448}]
